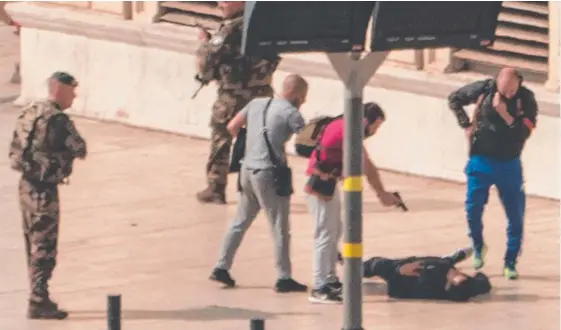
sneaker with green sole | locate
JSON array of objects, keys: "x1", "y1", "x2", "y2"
[
  {"x1": 472, "y1": 244, "x2": 488, "y2": 270},
  {"x1": 503, "y1": 265, "x2": 519, "y2": 280}
]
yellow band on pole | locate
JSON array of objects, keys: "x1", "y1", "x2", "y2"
[
  {"x1": 342, "y1": 243, "x2": 363, "y2": 258},
  {"x1": 343, "y1": 176, "x2": 362, "y2": 192}
]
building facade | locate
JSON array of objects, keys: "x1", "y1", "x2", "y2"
[{"x1": 30, "y1": 1, "x2": 559, "y2": 89}]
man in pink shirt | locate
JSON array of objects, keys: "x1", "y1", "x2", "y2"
[{"x1": 305, "y1": 102, "x2": 399, "y2": 304}]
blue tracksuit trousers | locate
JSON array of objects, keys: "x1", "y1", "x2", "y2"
[{"x1": 464, "y1": 155, "x2": 525, "y2": 265}]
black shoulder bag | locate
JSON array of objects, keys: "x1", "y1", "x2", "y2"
[
  {"x1": 262, "y1": 98, "x2": 293, "y2": 197},
  {"x1": 304, "y1": 127, "x2": 337, "y2": 200},
  {"x1": 228, "y1": 126, "x2": 246, "y2": 173}
]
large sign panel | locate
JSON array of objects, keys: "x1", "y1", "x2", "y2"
[
  {"x1": 242, "y1": 1, "x2": 375, "y2": 56},
  {"x1": 369, "y1": 1, "x2": 502, "y2": 51}
]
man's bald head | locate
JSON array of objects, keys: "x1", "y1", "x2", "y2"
[
  {"x1": 281, "y1": 74, "x2": 308, "y2": 108},
  {"x1": 496, "y1": 67, "x2": 522, "y2": 100}
]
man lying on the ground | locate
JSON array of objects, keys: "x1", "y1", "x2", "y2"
[{"x1": 358, "y1": 248, "x2": 492, "y2": 302}]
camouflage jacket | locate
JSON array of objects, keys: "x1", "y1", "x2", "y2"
[
  {"x1": 8, "y1": 100, "x2": 88, "y2": 185},
  {"x1": 195, "y1": 13, "x2": 281, "y2": 90}
]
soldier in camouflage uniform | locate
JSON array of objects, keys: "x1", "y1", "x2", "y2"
[
  {"x1": 195, "y1": 1, "x2": 281, "y2": 204},
  {"x1": 8, "y1": 71, "x2": 87, "y2": 319}
]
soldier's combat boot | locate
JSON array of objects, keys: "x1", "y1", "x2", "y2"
[
  {"x1": 28, "y1": 278, "x2": 68, "y2": 320},
  {"x1": 196, "y1": 184, "x2": 226, "y2": 205},
  {"x1": 28, "y1": 299, "x2": 68, "y2": 320}
]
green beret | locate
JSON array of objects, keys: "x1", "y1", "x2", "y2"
[{"x1": 51, "y1": 71, "x2": 78, "y2": 87}]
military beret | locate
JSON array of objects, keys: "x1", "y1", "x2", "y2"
[{"x1": 50, "y1": 71, "x2": 78, "y2": 87}]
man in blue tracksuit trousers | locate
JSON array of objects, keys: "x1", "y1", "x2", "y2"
[{"x1": 448, "y1": 67, "x2": 538, "y2": 280}]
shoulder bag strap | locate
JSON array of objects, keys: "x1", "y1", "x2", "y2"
[
  {"x1": 261, "y1": 98, "x2": 280, "y2": 167},
  {"x1": 314, "y1": 116, "x2": 338, "y2": 163},
  {"x1": 471, "y1": 92, "x2": 487, "y2": 129}
]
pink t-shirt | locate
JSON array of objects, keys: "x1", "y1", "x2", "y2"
[{"x1": 306, "y1": 119, "x2": 344, "y2": 176}]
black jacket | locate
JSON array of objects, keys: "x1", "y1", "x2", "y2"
[
  {"x1": 448, "y1": 79, "x2": 538, "y2": 161},
  {"x1": 364, "y1": 256, "x2": 455, "y2": 300}
]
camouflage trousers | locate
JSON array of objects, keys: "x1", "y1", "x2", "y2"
[
  {"x1": 18, "y1": 178, "x2": 60, "y2": 303},
  {"x1": 206, "y1": 85, "x2": 273, "y2": 188}
]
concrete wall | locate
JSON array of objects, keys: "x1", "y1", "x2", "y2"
[
  {"x1": 8, "y1": 2, "x2": 561, "y2": 200},
  {"x1": 0, "y1": 1, "x2": 16, "y2": 25}
]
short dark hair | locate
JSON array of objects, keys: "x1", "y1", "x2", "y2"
[
  {"x1": 363, "y1": 102, "x2": 385, "y2": 124},
  {"x1": 447, "y1": 277, "x2": 475, "y2": 302},
  {"x1": 446, "y1": 272, "x2": 492, "y2": 302},
  {"x1": 50, "y1": 71, "x2": 78, "y2": 87}
]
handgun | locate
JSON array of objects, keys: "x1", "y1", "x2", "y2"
[{"x1": 393, "y1": 192, "x2": 409, "y2": 212}]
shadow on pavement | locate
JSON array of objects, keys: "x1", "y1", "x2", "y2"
[
  {"x1": 68, "y1": 305, "x2": 316, "y2": 321},
  {"x1": 0, "y1": 94, "x2": 17, "y2": 104},
  {"x1": 363, "y1": 282, "x2": 559, "y2": 304},
  {"x1": 488, "y1": 274, "x2": 560, "y2": 283}
]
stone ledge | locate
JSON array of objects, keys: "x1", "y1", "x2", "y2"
[{"x1": 7, "y1": 1, "x2": 560, "y2": 117}]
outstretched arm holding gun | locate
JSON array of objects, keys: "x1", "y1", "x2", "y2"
[{"x1": 363, "y1": 148, "x2": 402, "y2": 207}]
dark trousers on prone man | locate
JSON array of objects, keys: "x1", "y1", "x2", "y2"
[{"x1": 448, "y1": 70, "x2": 538, "y2": 279}]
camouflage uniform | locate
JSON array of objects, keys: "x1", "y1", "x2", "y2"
[
  {"x1": 195, "y1": 11, "x2": 281, "y2": 204},
  {"x1": 8, "y1": 97, "x2": 87, "y2": 319}
]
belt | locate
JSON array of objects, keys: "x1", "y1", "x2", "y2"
[
  {"x1": 245, "y1": 167, "x2": 272, "y2": 174},
  {"x1": 21, "y1": 176, "x2": 58, "y2": 189}
]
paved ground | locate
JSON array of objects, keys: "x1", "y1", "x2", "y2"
[
  {"x1": 0, "y1": 102, "x2": 559, "y2": 330},
  {"x1": 0, "y1": 21, "x2": 559, "y2": 330}
]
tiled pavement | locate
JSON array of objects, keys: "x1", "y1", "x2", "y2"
[{"x1": 0, "y1": 103, "x2": 558, "y2": 330}]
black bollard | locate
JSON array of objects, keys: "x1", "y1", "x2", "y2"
[
  {"x1": 250, "y1": 318, "x2": 265, "y2": 330},
  {"x1": 107, "y1": 295, "x2": 121, "y2": 330}
]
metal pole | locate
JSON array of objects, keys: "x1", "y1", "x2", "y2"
[
  {"x1": 342, "y1": 51, "x2": 364, "y2": 330},
  {"x1": 327, "y1": 51, "x2": 389, "y2": 330},
  {"x1": 250, "y1": 318, "x2": 265, "y2": 330},
  {"x1": 108, "y1": 295, "x2": 121, "y2": 330}
]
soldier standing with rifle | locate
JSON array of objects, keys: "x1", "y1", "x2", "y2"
[
  {"x1": 195, "y1": 1, "x2": 281, "y2": 204},
  {"x1": 8, "y1": 71, "x2": 87, "y2": 319}
]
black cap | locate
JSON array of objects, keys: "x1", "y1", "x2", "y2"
[{"x1": 50, "y1": 71, "x2": 78, "y2": 87}]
